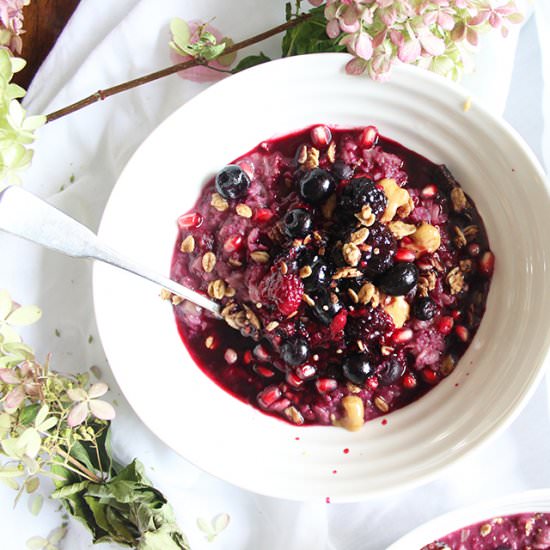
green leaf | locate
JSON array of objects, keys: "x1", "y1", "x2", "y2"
[
  {"x1": 34, "y1": 405, "x2": 49, "y2": 428},
  {"x1": 170, "y1": 18, "x2": 191, "y2": 50},
  {"x1": 0, "y1": 289, "x2": 12, "y2": 320},
  {"x1": 6, "y1": 305, "x2": 42, "y2": 326},
  {"x1": 68, "y1": 440, "x2": 97, "y2": 473},
  {"x1": 25, "y1": 476, "x2": 40, "y2": 493},
  {"x1": 217, "y1": 38, "x2": 236, "y2": 67},
  {"x1": 20, "y1": 404, "x2": 40, "y2": 426},
  {"x1": 200, "y1": 43, "x2": 227, "y2": 61},
  {"x1": 51, "y1": 480, "x2": 90, "y2": 499},
  {"x1": 10, "y1": 57, "x2": 26, "y2": 73},
  {"x1": 83, "y1": 495, "x2": 112, "y2": 537},
  {"x1": 232, "y1": 52, "x2": 271, "y2": 73},
  {"x1": 47, "y1": 526, "x2": 67, "y2": 545},
  {"x1": 137, "y1": 524, "x2": 190, "y2": 550}
]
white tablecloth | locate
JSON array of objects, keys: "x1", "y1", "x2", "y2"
[{"x1": 1, "y1": 1, "x2": 549, "y2": 548}]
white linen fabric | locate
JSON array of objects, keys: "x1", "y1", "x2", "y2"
[{"x1": 0, "y1": 1, "x2": 548, "y2": 548}]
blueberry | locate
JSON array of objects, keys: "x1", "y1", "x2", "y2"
[
  {"x1": 310, "y1": 288, "x2": 342, "y2": 325},
  {"x1": 377, "y1": 263, "x2": 418, "y2": 296},
  {"x1": 215, "y1": 165, "x2": 250, "y2": 200},
  {"x1": 378, "y1": 358, "x2": 406, "y2": 386},
  {"x1": 303, "y1": 258, "x2": 332, "y2": 292},
  {"x1": 412, "y1": 297, "x2": 437, "y2": 321},
  {"x1": 283, "y1": 208, "x2": 313, "y2": 238},
  {"x1": 337, "y1": 177, "x2": 387, "y2": 219},
  {"x1": 342, "y1": 353, "x2": 373, "y2": 385},
  {"x1": 332, "y1": 161, "x2": 354, "y2": 180},
  {"x1": 280, "y1": 336, "x2": 310, "y2": 367},
  {"x1": 298, "y1": 168, "x2": 336, "y2": 204}
]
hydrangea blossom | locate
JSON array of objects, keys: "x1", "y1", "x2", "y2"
[
  {"x1": 311, "y1": 0, "x2": 523, "y2": 80},
  {"x1": 0, "y1": 0, "x2": 29, "y2": 54}
]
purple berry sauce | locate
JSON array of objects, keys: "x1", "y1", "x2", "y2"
[{"x1": 170, "y1": 125, "x2": 494, "y2": 430}]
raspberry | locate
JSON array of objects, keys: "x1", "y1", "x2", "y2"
[{"x1": 260, "y1": 270, "x2": 304, "y2": 316}]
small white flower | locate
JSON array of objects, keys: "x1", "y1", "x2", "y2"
[{"x1": 67, "y1": 382, "x2": 115, "y2": 427}]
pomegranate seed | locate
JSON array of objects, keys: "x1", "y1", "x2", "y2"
[
  {"x1": 455, "y1": 325, "x2": 469, "y2": 342},
  {"x1": 224, "y1": 348, "x2": 238, "y2": 364},
  {"x1": 254, "y1": 365, "x2": 275, "y2": 378},
  {"x1": 366, "y1": 376, "x2": 379, "y2": 390},
  {"x1": 451, "y1": 309, "x2": 461, "y2": 319},
  {"x1": 177, "y1": 212, "x2": 202, "y2": 229},
  {"x1": 330, "y1": 309, "x2": 348, "y2": 335},
  {"x1": 315, "y1": 378, "x2": 338, "y2": 393},
  {"x1": 224, "y1": 235, "x2": 243, "y2": 253},
  {"x1": 243, "y1": 350, "x2": 253, "y2": 365},
  {"x1": 421, "y1": 184, "x2": 438, "y2": 198},
  {"x1": 310, "y1": 125, "x2": 332, "y2": 148},
  {"x1": 296, "y1": 364, "x2": 317, "y2": 379},
  {"x1": 402, "y1": 373, "x2": 417, "y2": 389},
  {"x1": 401, "y1": 236, "x2": 413, "y2": 246},
  {"x1": 359, "y1": 125, "x2": 378, "y2": 149},
  {"x1": 257, "y1": 385, "x2": 282, "y2": 408},
  {"x1": 395, "y1": 248, "x2": 416, "y2": 262},
  {"x1": 422, "y1": 369, "x2": 438, "y2": 384},
  {"x1": 286, "y1": 371, "x2": 304, "y2": 388},
  {"x1": 270, "y1": 398, "x2": 291, "y2": 412},
  {"x1": 479, "y1": 251, "x2": 495, "y2": 277},
  {"x1": 468, "y1": 243, "x2": 480, "y2": 257},
  {"x1": 392, "y1": 327, "x2": 413, "y2": 344},
  {"x1": 253, "y1": 344, "x2": 270, "y2": 361},
  {"x1": 254, "y1": 208, "x2": 273, "y2": 223},
  {"x1": 237, "y1": 159, "x2": 254, "y2": 180},
  {"x1": 437, "y1": 316, "x2": 454, "y2": 335}
]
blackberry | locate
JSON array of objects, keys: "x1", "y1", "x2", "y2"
[
  {"x1": 412, "y1": 297, "x2": 438, "y2": 320},
  {"x1": 337, "y1": 177, "x2": 387, "y2": 219},
  {"x1": 363, "y1": 223, "x2": 396, "y2": 277},
  {"x1": 345, "y1": 307, "x2": 394, "y2": 349}
]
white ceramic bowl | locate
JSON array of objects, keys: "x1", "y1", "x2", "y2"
[
  {"x1": 93, "y1": 53, "x2": 550, "y2": 502},
  {"x1": 388, "y1": 489, "x2": 550, "y2": 548}
]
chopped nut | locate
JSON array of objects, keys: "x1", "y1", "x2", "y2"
[
  {"x1": 357, "y1": 339, "x2": 365, "y2": 351},
  {"x1": 296, "y1": 144, "x2": 308, "y2": 164},
  {"x1": 207, "y1": 279, "x2": 226, "y2": 300},
  {"x1": 383, "y1": 296, "x2": 410, "y2": 328},
  {"x1": 447, "y1": 266, "x2": 465, "y2": 294},
  {"x1": 463, "y1": 225, "x2": 479, "y2": 241},
  {"x1": 451, "y1": 187, "x2": 467, "y2": 212},
  {"x1": 228, "y1": 258, "x2": 242, "y2": 267},
  {"x1": 409, "y1": 223, "x2": 441, "y2": 254},
  {"x1": 299, "y1": 265, "x2": 313, "y2": 278},
  {"x1": 160, "y1": 289, "x2": 171, "y2": 300},
  {"x1": 418, "y1": 271, "x2": 437, "y2": 297},
  {"x1": 265, "y1": 321, "x2": 279, "y2": 332},
  {"x1": 171, "y1": 295, "x2": 183, "y2": 305},
  {"x1": 357, "y1": 282, "x2": 376, "y2": 305},
  {"x1": 305, "y1": 147, "x2": 320, "y2": 169},
  {"x1": 350, "y1": 227, "x2": 369, "y2": 245},
  {"x1": 221, "y1": 301, "x2": 247, "y2": 330},
  {"x1": 479, "y1": 524, "x2": 491, "y2": 537},
  {"x1": 388, "y1": 221, "x2": 416, "y2": 240},
  {"x1": 453, "y1": 226, "x2": 467, "y2": 248},
  {"x1": 202, "y1": 251, "x2": 216, "y2": 273},
  {"x1": 379, "y1": 178, "x2": 414, "y2": 222},
  {"x1": 326, "y1": 140, "x2": 336, "y2": 163},
  {"x1": 280, "y1": 261, "x2": 288, "y2": 275},
  {"x1": 250, "y1": 251, "x2": 270, "y2": 264},
  {"x1": 346, "y1": 383, "x2": 362, "y2": 394},
  {"x1": 348, "y1": 288, "x2": 359, "y2": 304},
  {"x1": 302, "y1": 294, "x2": 315, "y2": 307},
  {"x1": 381, "y1": 345, "x2": 394, "y2": 356},
  {"x1": 180, "y1": 235, "x2": 195, "y2": 253},
  {"x1": 236, "y1": 203, "x2": 253, "y2": 218},
  {"x1": 373, "y1": 395, "x2": 389, "y2": 413},
  {"x1": 303, "y1": 234, "x2": 312, "y2": 245},
  {"x1": 225, "y1": 286, "x2": 236, "y2": 297},
  {"x1": 332, "y1": 267, "x2": 362, "y2": 279},
  {"x1": 284, "y1": 406, "x2": 304, "y2": 425},
  {"x1": 205, "y1": 336, "x2": 215, "y2": 349},
  {"x1": 322, "y1": 194, "x2": 337, "y2": 219},
  {"x1": 243, "y1": 304, "x2": 261, "y2": 330},
  {"x1": 211, "y1": 192, "x2": 229, "y2": 212},
  {"x1": 440, "y1": 355, "x2": 456, "y2": 376},
  {"x1": 460, "y1": 259, "x2": 473, "y2": 273},
  {"x1": 338, "y1": 395, "x2": 365, "y2": 432},
  {"x1": 342, "y1": 242, "x2": 361, "y2": 267},
  {"x1": 354, "y1": 204, "x2": 376, "y2": 227}
]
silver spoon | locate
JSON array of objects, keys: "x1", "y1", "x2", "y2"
[{"x1": 0, "y1": 186, "x2": 221, "y2": 317}]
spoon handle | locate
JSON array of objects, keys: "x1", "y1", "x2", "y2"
[{"x1": 0, "y1": 186, "x2": 220, "y2": 317}]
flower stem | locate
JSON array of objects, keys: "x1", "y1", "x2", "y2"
[
  {"x1": 56, "y1": 447, "x2": 102, "y2": 483},
  {"x1": 45, "y1": 13, "x2": 312, "y2": 123}
]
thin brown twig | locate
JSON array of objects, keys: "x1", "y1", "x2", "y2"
[
  {"x1": 45, "y1": 13, "x2": 312, "y2": 123},
  {"x1": 56, "y1": 447, "x2": 102, "y2": 483}
]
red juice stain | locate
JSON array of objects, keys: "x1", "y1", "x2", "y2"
[
  {"x1": 325, "y1": 497, "x2": 331, "y2": 504},
  {"x1": 332, "y1": 470, "x2": 337, "y2": 474},
  {"x1": 294, "y1": 436, "x2": 300, "y2": 441},
  {"x1": 454, "y1": 383, "x2": 459, "y2": 387},
  {"x1": 343, "y1": 448, "x2": 349, "y2": 454},
  {"x1": 381, "y1": 419, "x2": 388, "y2": 426}
]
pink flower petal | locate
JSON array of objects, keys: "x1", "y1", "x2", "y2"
[
  {"x1": 354, "y1": 33, "x2": 373, "y2": 60},
  {"x1": 389, "y1": 29, "x2": 404, "y2": 46},
  {"x1": 468, "y1": 11, "x2": 489, "y2": 26},
  {"x1": 466, "y1": 26, "x2": 478, "y2": 46},
  {"x1": 89, "y1": 399, "x2": 116, "y2": 421},
  {"x1": 438, "y1": 12, "x2": 456, "y2": 31},
  {"x1": 309, "y1": 0, "x2": 324, "y2": 5},
  {"x1": 345, "y1": 57, "x2": 368, "y2": 75},
  {"x1": 66, "y1": 388, "x2": 87, "y2": 402},
  {"x1": 5, "y1": 386, "x2": 25, "y2": 410},
  {"x1": 326, "y1": 18, "x2": 341, "y2": 39},
  {"x1": 67, "y1": 402, "x2": 89, "y2": 427},
  {"x1": 419, "y1": 31, "x2": 446, "y2": 56},
  {"x1": 0, "y1": 368, "x2": 19, "y2": 384},
  {"x1": 88, "y1": 382, "x2": 108, "y2": 399},
  {"x1": 423, "y1": 11, "x2": 438, "y2": 25},
  {"x1": 339, "y1": 6, "x2": 360, "y2": 33},
  {"x1": 489, "y1": 12, "x2": 502, "y2": 28},
  {"x1": 372, "y1": 29, "x2": 388, "y2": 48},
  {"x1": 398, "y1": 38, "x2": 421, "y2": 63}
]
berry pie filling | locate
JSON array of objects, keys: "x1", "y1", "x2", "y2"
[
  {"x1": 422, "y1": 512, "x2": 550, "y2": 549},
  {"x1": 170, "y1": 125, "x2": 494, "y2": 430}
]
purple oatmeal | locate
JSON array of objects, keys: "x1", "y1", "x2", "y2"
[
  {"x1": 422, "y1": 512, "x2": 550, "y2": 549},
  {"x1": 169, "y1": 125, "x2": 494, "y2": 430}
]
